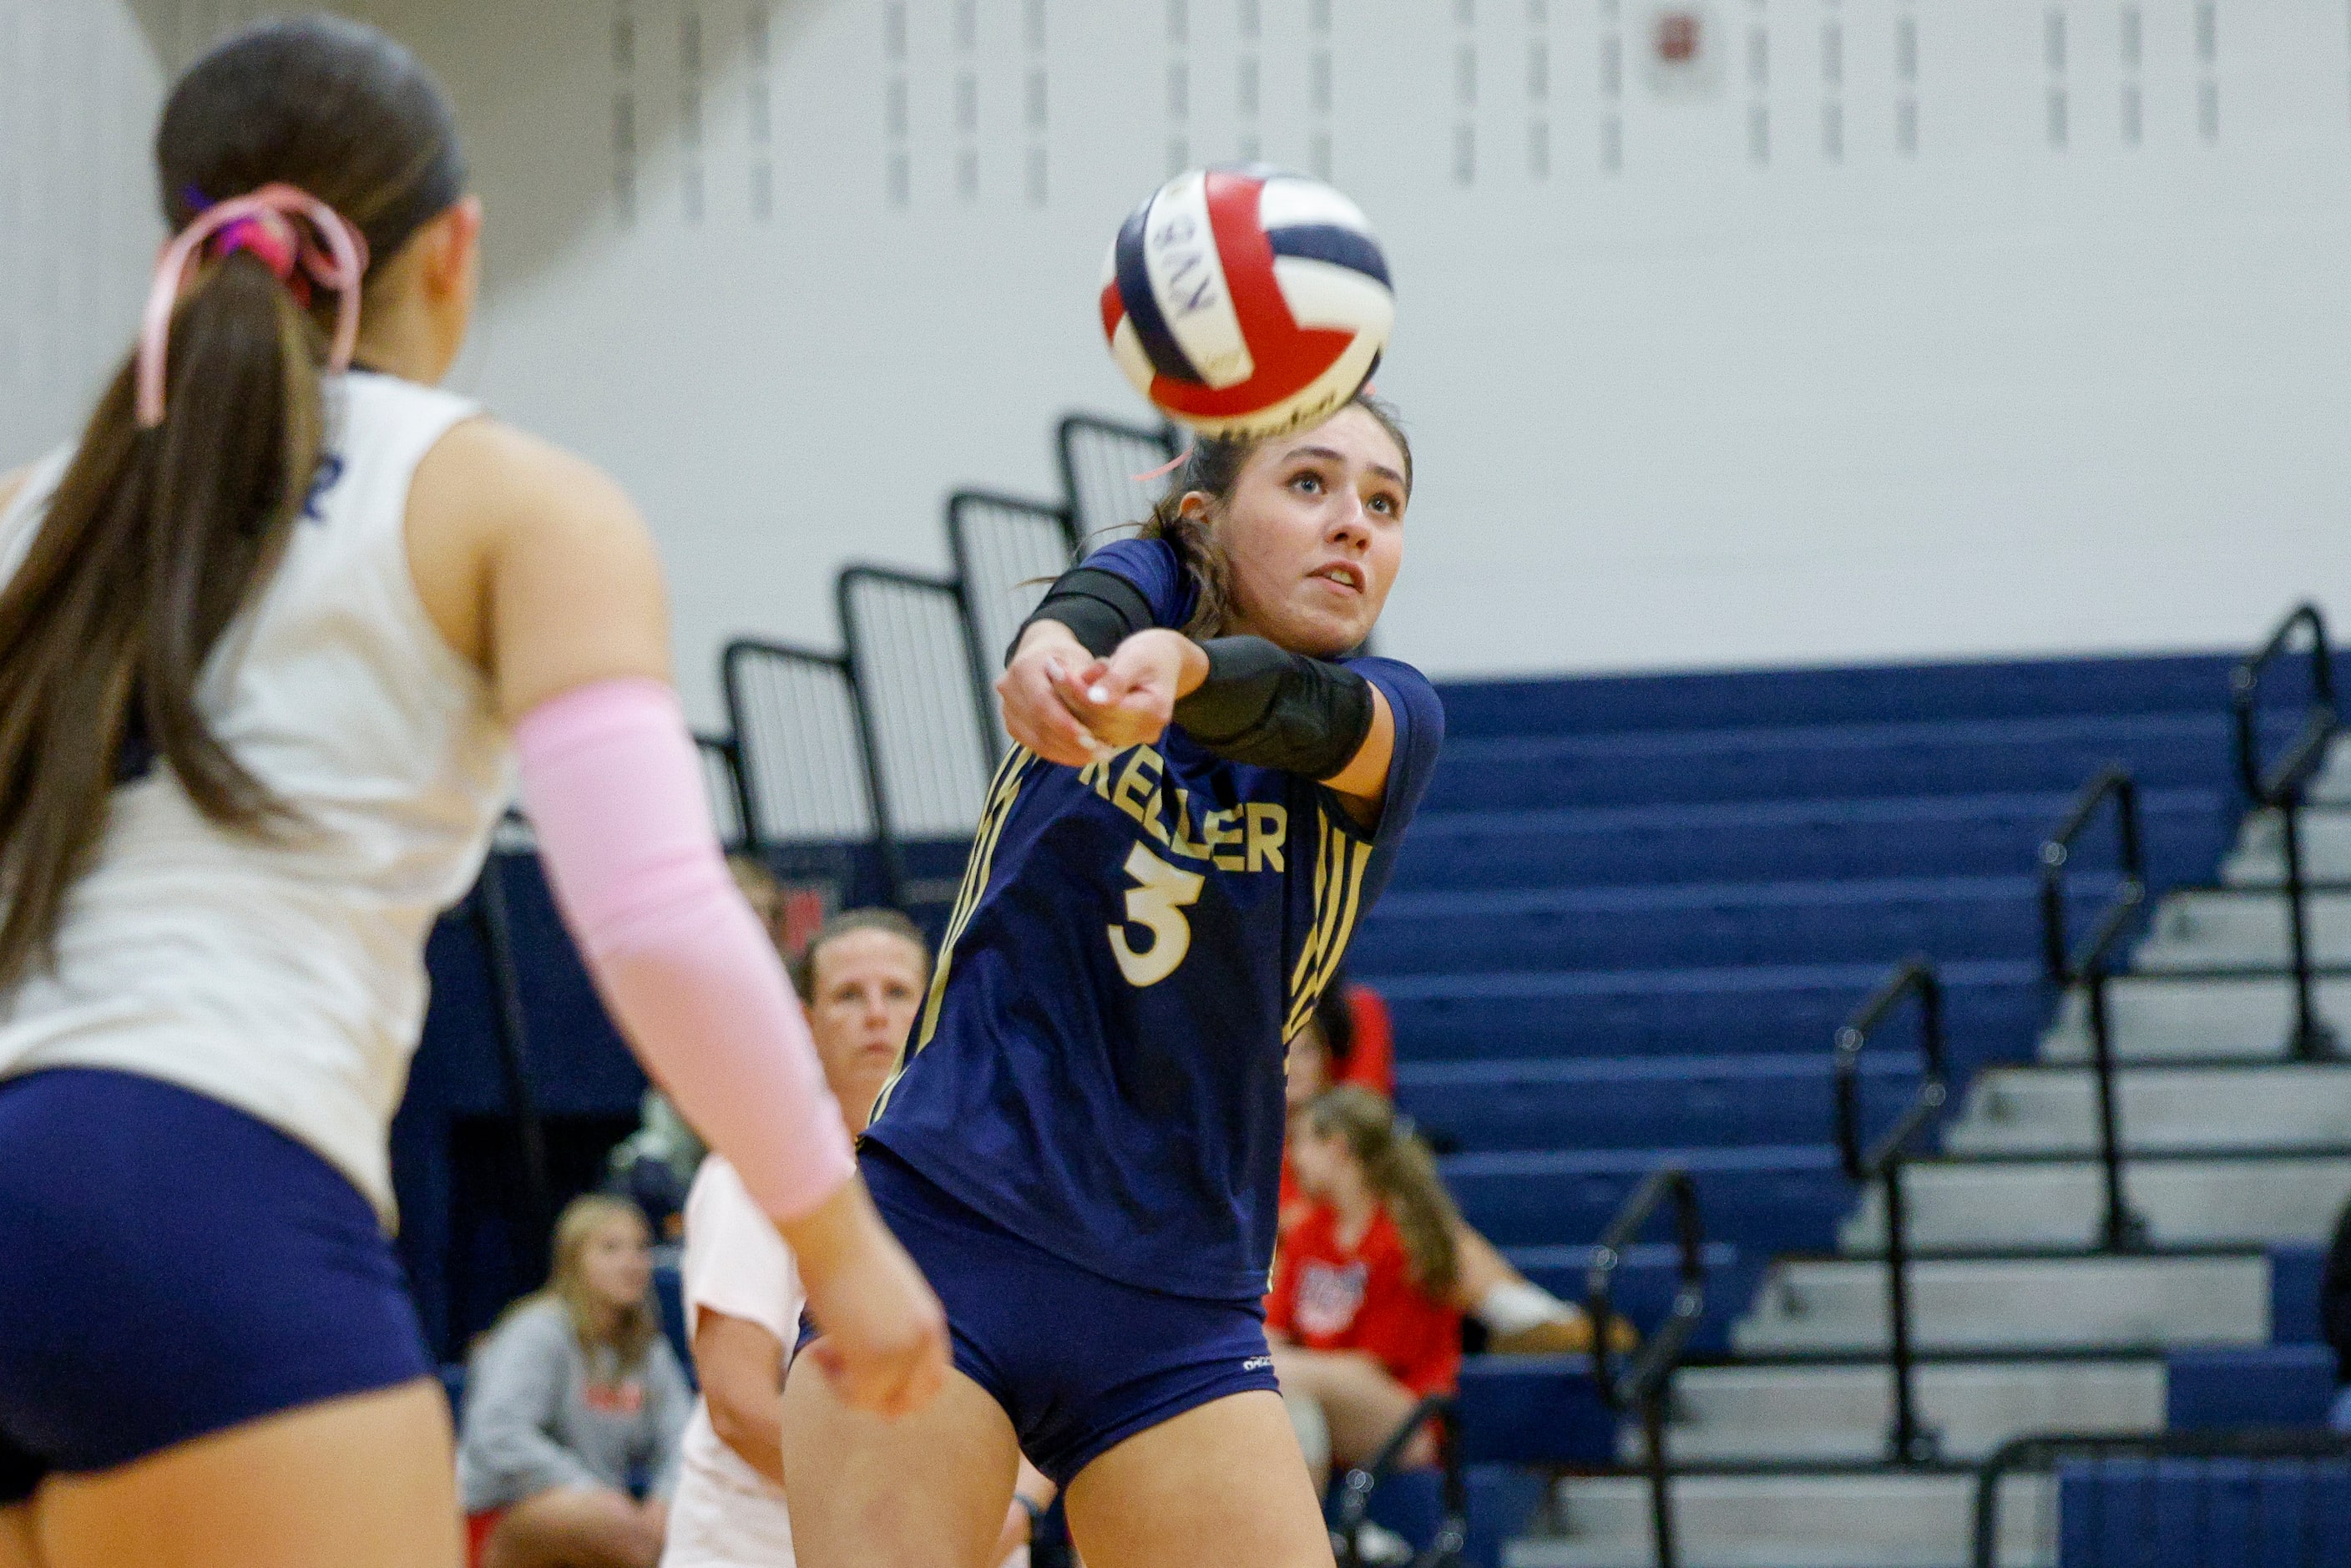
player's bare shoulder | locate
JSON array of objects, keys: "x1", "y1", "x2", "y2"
[{"x1": 405, "y1": 417, "x2": 662, "y2": 675}]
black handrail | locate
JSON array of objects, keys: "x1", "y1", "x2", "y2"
[
  {"x1": 1584, "y1": 1165, "x2": 1708, "y2": 1568},
  {"x1": 469, "y1": 832, "x2": 554, "y2": 1278},
  {"x1": 2037, "y1": 769, "x2": 2151, "y2": 1252},
  {"x1": 719, "y1": 636, "x2": 897, "y2": 902},
  {"x1": 1833, "y1": 959, "x2": 1949, "y2": 1464},
  {"x1": 2232, "y1": 603, "x2": 2340, "y2": 1060},
  {"x1": 693, "y1": 731, "x2": 751, "y2": 851},
  {"x1": 1329, "y1": 1393, "x2": 1467, "y2": 1568},
  {"x1": 1970, "y1": 1427, "x2": 2351, "y2": 1568}
]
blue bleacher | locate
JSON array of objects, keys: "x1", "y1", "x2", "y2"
[
  {"x1": 1399, "y1": 1053, "x2": 1922, "y2": 1152},
  {"x1": 2057, "y1": 1456, "x2": 2351, "y2": 1567},
  {"x1": 1341, "y1": 654, "x2": 2258, "y2": 1339}
]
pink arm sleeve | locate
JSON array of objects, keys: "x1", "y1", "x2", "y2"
[{"x1": 513, "y1": 677, "x2": 855, "y2": 1223}]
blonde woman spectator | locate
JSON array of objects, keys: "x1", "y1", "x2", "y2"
[
  {"x1": 459, "y1": 1195, "x2": 691, "y2": 1567},
  {"x1": 663, "y1": 907, "x2": 1057, "y2": 1568}
]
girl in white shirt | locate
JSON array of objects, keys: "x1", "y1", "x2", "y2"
[{"x1": 665, "y1": 907, "x2": 1056, "y2": 1568}]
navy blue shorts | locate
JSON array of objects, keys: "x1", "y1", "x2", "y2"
[
  {"x1": 0, "y1": 1069, "x2": 430, "y2": 1500},
  {"x1": 835, "y1": 1145, "x2": 1281, "y2": 1487}
]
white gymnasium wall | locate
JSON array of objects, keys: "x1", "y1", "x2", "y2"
[{"x1": 4, "y1": 3, "x2": 2349, "y2": 721}]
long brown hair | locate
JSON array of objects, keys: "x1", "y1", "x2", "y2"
[
  {"x1": 1305, "y1": 1084, "x2": 1463, "y2": 1301},
  {"x1": 1137, "y1": 393, "x2": 1413, "y2": 640},
  {"x1": 0, "y1": 15, "x2": 464, "y2": 986},
  {"x1": 519, "y1": 1194, "x2": 663, "y2": 1368}
]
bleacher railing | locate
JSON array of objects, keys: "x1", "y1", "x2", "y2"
[
  {"x1": 1970, "y1": 1428, "x2": 2351, "y2": 1568},
  {"x1": 1056, "y1": 412, "x2": 1179, "y2": 539},
  {"x1": 837, "y1": 567, "x2": 996, "y2": 906},
  {"x1": 945, "y1": 490, "x2": 1079, "y2": 757},
  {"x1": 694, "y1": 731, "x2": 750, "y2": 852},
  {"x1": 709, "y1": 412, "x2": 1170, "y2": 919},
  {"x1": 2037, "y1": 768, "x2": 2151, "y2": 1252},
  {"x1": 1328, "y1": 1393, "x2": 1468, "y2": 1568},
  {"x1": 720, "y1": 636, "x2": 890, "y2": 898},
  {"x1": 1586, "y1": 1165, "x2": 1709, "y2": 1568},
  {"x1": 2233, "y1": 603, "x2": 2340, "y2": 1060},
  {"x1": 1834, "y1": 958, "x2": 1949, "y2": 1464}
]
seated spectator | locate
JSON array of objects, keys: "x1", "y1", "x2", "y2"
[
  {"x1": 1283, "y1": 995, "x2": 1623, "y2": 1356},
  {"x1": 661, "y1": 906, "x2": 1058, "y2": 1568},
  {"x1": 459, "y1": 1194, "x2": 692, "y2": 1568},
  {"x1": 1269, "y1": 1085, "x2": 1465, "y2": 1492}
]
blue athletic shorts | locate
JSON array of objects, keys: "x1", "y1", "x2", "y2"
[
  {"x1": 837, "y1": 1144, "x2": 1282, "y2": 1487},
  {"x1": 0, "y1": 1068, "x2": 431, "y2": 1500}
]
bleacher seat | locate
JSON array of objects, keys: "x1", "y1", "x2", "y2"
[
  {"x1": 2057, "y1": 1454, "x2": 2351, "y2": 1567},
  {"x1": 1445, "y1": 1143, "x2": 1847, "y2": 1252},
  {"x1": 2165, "y1": 1346, "x2": 2338, "y2": 1430}
]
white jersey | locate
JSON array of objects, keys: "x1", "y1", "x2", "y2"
[
  {"x1": 662, "y1": 1155, "x2": 802, "y2": 1568},
  {"x1": 0, "y1": 372, "x2": 510, "y2": 1221}
]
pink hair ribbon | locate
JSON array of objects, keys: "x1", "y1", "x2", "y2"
[
  {"x1": 135, "y1": 182, "x2": 371, "y2": 429},
  {"x1": 1132, "y1": 444, "x2": 1192, "y2": 483}
]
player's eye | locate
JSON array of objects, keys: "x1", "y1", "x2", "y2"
[{"x1": 1288, "y1": 471, "x2": 1323, "y2": 495}]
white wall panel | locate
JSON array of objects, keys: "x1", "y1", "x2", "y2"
[{"x1": 5, "y1": 3, "x2": 2351, "y2": 718}]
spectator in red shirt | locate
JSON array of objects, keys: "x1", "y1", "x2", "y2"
[
  {"x1": 1267, "y1": 1085, "x2": 1464, "y2": 1491},
  {"x1": 1282, "y1": 993, "x2": 1628, "y2": 1360}
]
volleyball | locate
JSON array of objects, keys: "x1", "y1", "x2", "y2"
[{"x1": 1100, "y1": 165, "x2": 1393, "y2": 439}]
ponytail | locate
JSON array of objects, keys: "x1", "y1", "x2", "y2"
[
  {"x1": 0, "y1": 255, "x2": 327, "y2": 984},
  {"x1": 1305, "y1": 1083, "x2": 1463, "y2": 1302}
]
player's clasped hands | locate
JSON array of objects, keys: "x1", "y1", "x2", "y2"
[{"x1": 999, "y1": 621, "x2": 1196, "y2": 767}]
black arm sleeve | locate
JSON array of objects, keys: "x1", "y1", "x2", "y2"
[
  {"x1": 1172, "y1": 636, "x2": 1376, "y2": 779},
  {"x1": 1007, "y1": 567, "x2": 1155, "y2": 665}
]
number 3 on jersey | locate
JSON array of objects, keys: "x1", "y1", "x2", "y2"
[{"x1": 1110, "y1": 842, "x2": 1205, "y2": 987}]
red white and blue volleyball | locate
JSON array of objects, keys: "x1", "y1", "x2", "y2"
[{"x1": 1100, "y1": 165, "x2": 1393, "y2": 439}]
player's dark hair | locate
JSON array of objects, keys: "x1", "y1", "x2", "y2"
[
  {"x1": 0, "y1": 15, "x2": 463, "y2": 987},
  {"x1": 788, "y1": 907, "x2": 932, "y2": 1004},
  {"x1": 1305, "y1": 1084, "x2": 1462, "y2": 1301},
  {"x1": 1138, "y1": 392, "x2": 1413, "y2": 641},
  {"x1": 1313, "y1": 970, "x2": 1358, "y2": 1069}
]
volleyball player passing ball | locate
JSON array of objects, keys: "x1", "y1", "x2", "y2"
[
  {"x1": 0, "y1": 19, "x2": 941, "y2": 1568},
  {"x1": 780, "y1": 396, "x2": 1444, "y2": 1568}
]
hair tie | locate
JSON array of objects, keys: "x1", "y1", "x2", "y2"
[
  {"x1": 135, "y1": 182, "x2": 371, "y2": 430},
  {"x1": 1132, "y1": 443, "x2": 1193, "y2": 484},
  {"x1": 210, "y1": 214, "x2": 303, "y2": 286}
]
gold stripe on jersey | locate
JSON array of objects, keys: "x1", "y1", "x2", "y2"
[
  {"x1": 868, "y1": 745, "x2": 1034, "y2": 1128},
  {"x1": 1284, "y1": 809, "x2": 1337, "y2": 1009},
  {"x1": 1283, "y1": 806, "x2": 1374, "y2": 1040}
]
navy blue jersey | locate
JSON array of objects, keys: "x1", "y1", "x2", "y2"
[{"x1": 863, "y1": 539, "x2": 1444, "y2": 1301}]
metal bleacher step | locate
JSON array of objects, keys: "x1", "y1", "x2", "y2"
[
  {"x1": 2133, "y1": 884, "x2": 2351, "y2": 971},
  {"x1": 1837, "y1": 1147, "x2": 2351, "y2": 1251},
  {"x1": 1509, "y1": 1468, "x2": 2055, "y2": 1568},
  {"x1": 2223, "y1": 802, "x2": 2351, "y2": 886},
  {"x1": 2036, "y1": 969, "x2": 2351, "y2": 1061},
  {"x1": 1627, "y1": 1357, "x2": 2164, "y2": 1465},
  {"x1": 1945, "y1": 1060, "x2": 2351, "y2": 1154},
  {"x1": 1730, "y1": 1251, "x2": 2271, "y2": 1355}
]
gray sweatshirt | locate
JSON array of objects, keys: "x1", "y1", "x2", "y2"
[{"x1": 456, "y1": 1297, "x2": 692, "y2": 1512}]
